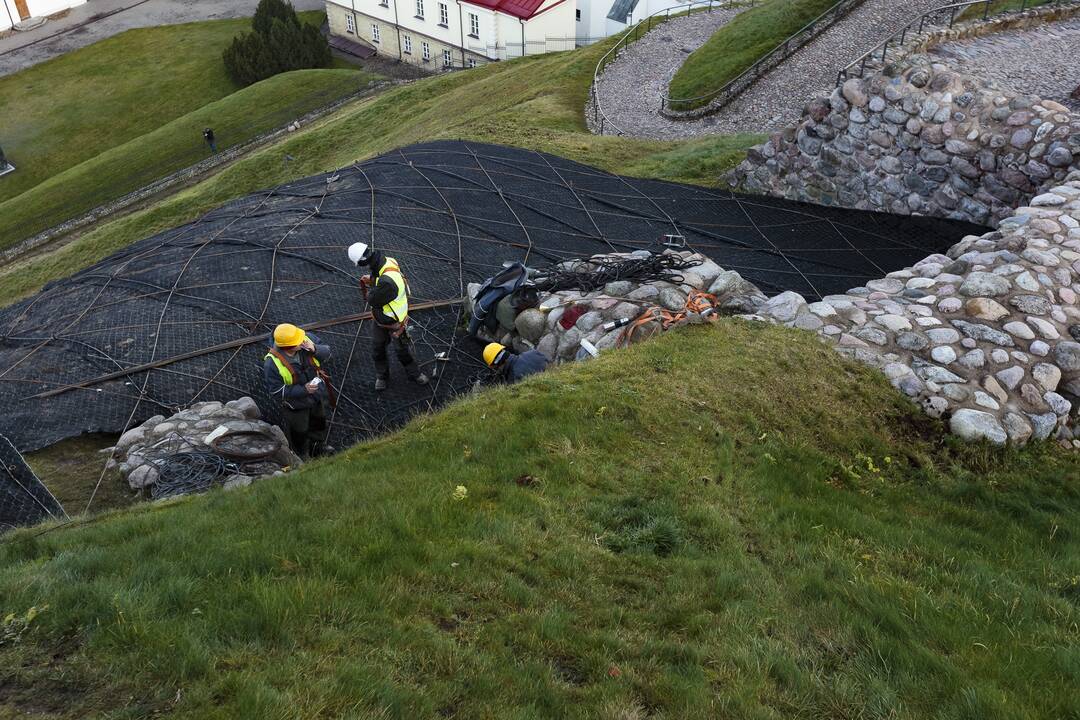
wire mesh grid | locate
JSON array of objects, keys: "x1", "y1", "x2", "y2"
[{"x1": 0, "y1": 141, "x2": 984, "y2": 505}]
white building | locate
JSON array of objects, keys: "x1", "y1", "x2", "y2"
[
  {"x1": 326, "y1": 0, "x2": 577, "y2": 70},
  {"x1": 1, "y1": 0, "x2": 86, "y2": 31},
  {"x1": 575, "y1": 0, "x2": 692, "y2": 43}
]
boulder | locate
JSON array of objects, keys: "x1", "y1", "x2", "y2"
[
  {"x1": 950, "y1": 409, "x2": 1007, "y2": 444},
  {"x1": 514, "y1": 308, "x2": 546, "y2": 343}
]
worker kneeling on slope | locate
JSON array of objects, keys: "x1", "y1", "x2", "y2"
[
  {"x1": 483, "y1": 342, "x2": 548, "y2": 384},
  {"x1": 263, "y1": 323, "x2": 334, "y2": 459},
  {"x1": 348, "y1": 242, "x2": 428, "y2": 391}
]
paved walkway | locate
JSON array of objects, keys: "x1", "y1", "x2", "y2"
[
  {"x1": 0, "y1": 0, "x2": 324, "y2": 77},
  {"x1": 593, "y1": 0, "x2": 946, "y2": 139},
  {"x1": 929, "y1": 17, "x2": 1080, "y2": 110}
]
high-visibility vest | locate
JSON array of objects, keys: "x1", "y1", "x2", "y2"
[
  {"x1": 377, "y1": 257, "x2": 409, "y2": 323},
  {"x1": 265, "y1": 347, "x2": 322, "y2": 387}
]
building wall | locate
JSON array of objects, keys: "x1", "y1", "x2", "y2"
[
  {"x1": 326, "y1": 0, "x2": 575, "y2": 67},
  {"x1": 327, "y1": 0, "x2": 494, "y2": 68},
  {"x1": 1, "y1": 0, "x2": 86, "y2": 29}
]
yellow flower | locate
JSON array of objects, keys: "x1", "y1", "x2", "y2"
[{"x1": 452, "y1": 485, "x2": 468, "y2": 501}]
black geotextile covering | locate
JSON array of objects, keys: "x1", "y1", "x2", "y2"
[
  {"x1": 0, "y1": 434, "x2": 66, "y2": 531},
  {"x1": 0, "y1": 141, "x2": 985, "y2": 461}
]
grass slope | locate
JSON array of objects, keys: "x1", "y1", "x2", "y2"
[
  {"x1": 0, "y1": 12, "x2": 371, "y2": 249},
  {"x1": 0, "y1": 41, "x2": 761, "y2": 308},
  {"x1": 668, "y1": 0, "x2": 841, "y2": 108},
  {"x1": 0, "y1": 322, "x2": 1077, "y2": 718},
  {"x1": 0, "y1": 68, "x2": 370, "y2": 251}
]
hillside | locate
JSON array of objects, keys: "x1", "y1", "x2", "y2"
[
  {"x1": 0, "y1": 38, "x2": 760, "y2": 308},
  {"x1": 0, "y1": 12, "x2": 373, "y2": 249},
  {"x1": 0, "y1": 321, "x2": 1077, "y2": 718}
]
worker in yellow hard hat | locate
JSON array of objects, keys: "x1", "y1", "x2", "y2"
[
  {"x1": 348, "y1": 241, "x2": 428, "y2": 391},
  {"x1": 263, "y1": 323, "x2": 334, "y2": 459},
  {"x1": 483, "y1": 342, "x2": 549, "y2": 384}
]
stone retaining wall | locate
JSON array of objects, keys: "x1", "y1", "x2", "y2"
[
  {"x1": 728, "y1": 55, "x2": 1080, "y2": 226},
  {"x1": 727, "y1": 4, "x2": 1080, "y2": 226},
  {"x1": 742, "y1": 179, "x2": 1080, "y2": 445}
]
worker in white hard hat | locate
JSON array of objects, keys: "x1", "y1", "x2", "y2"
[{"x1": 347, "y1": 242, "x2": 428, "y2": 391}]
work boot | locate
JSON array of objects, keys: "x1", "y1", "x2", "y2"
[
  {"x1": 375, "y1": 377, "x2": 388, "y2": 391},
  {"x1": 413, "y1": 373, "x2": 429, "y2": 386}
]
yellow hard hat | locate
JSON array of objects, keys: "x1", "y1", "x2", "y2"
[
  {"x1": 483, "y1": 342, "x2": 508, "y2": 368},
  {"x1": 273, "y1": 323, "x2": 306, "y2": 348}
]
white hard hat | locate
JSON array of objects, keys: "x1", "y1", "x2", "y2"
[{"x1": 348, "y1": 242, "x2": 372, "y2": 265}]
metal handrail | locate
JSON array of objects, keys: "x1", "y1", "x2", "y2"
[
  {"x1": 660, "y1": 0, "x2": 865, "y2": 115},
  {"x1": 590, "y1": 0, "x2": 753, "y2": 136},
  {"x1": 835, "y1": 0, "x2": 1075, "y2": 85}
]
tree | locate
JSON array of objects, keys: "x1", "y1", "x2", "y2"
[{"x1": 223, "y1": 0, "x2": 332, "y2": 87}]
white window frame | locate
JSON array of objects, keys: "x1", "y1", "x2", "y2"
[
  {"x1": 345, "y1": 13, "x2": 356, "y2": 33},
  {"x1": 371, "y1": 23, "x2": 380, "y2": 42},
  {"x1": 422, "y1": 41, "x2": 431, "y2": 61},
  {"x1": 468, "y1": 12, "x2": 479, "y2": 37},
  {"x1": 403, "y1": 34, "x2": 412, "y2": 54},
  {"x1": 438, "y1": 2, "x2": 449, "y2": 27},
  {"x1": 467, "y1": 58, "x2": 477, "y2": 68},
  {"x1": 442, "y1": 48, "x2": 452, "y2": 68},
  {"x1": 379, "y1": 0, "x2": 388, "y2": 6},
  {"x1": 415, "y1": 0, "x2": 424, "y2": 19}
]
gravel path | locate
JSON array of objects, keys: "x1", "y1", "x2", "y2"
[
  {"x1": 929, "y1": 18, "x2": 1080, "y2": 110},
  {"x1": 591, "y1": 7, "x2": 743, "y2": 138},
  {"x1": 0, "y1": 0, "x2": 325, "y2": 77},
  {"x1": 593, "y1": 0, "x2": 947, "y2": 139}
]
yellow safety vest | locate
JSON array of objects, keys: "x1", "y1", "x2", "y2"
[
  {"x1": 265, "y1": 347, "x2": 322, "y2": 387},
  {"x1": 377, "y1": 257, "x2": 409, "y2": 323}
]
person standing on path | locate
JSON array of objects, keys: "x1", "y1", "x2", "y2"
[{"x1": 203, "y1": 127, "x2": 217, "y2": 153}]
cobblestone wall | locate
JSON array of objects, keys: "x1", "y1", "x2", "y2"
[
  {"x1": 728, "y1": 55, "x2": 1080, "y2": 226},
  {"x1": 743, "y1": 179, "x2": 1080, "y2": 446}
]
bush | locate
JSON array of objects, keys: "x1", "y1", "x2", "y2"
[{"x1": 223, "y1": 0, "x2": 332, "y2": 87}]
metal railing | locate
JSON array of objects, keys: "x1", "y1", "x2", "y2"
[
  {"x1": 589, "y1": 0, "x2": 753, "y2": 136},
  {"x1": 660, "y1": 0, "x2": 866, "y2": 116},
  {"x1": 835, "y1": 0, "x2": 1075, "y2": 85}
]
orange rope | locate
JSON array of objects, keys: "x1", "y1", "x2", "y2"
[{"x1": 617, "y1": 289, "x2": 718, "y2": 347}]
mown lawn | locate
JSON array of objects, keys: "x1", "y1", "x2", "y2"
[
  {"x1": 0, "y1": 39, "x2": 761, "y2": 308},
  {"x1": 0, "y1": 321, "x2": 1077, "y2": 718},
  {"x1": 667, "y1": 0, "x2": 842, "y2": 109},
  {"x1": 0, "y1": 12, "x2": 373, "y2": 249}
]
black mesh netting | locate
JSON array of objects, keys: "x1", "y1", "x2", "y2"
[
  {"x1": 0, "y1": 434, "x2": 66, "y2": 531},
  {"x1": 0, "y1": 140, "x2": 984, "y2": 462}
]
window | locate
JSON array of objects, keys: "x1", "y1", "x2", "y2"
[
  {"x1": 438, "y1": 2, "x2": 448, "y2": 26},
  {"x1": 403, "y1": 34, "x2": 412, "y2": 54},
  {"x1": 443, "y1": 49, "x2": 452, "y2": 67},
  {"x1": 575, "y1": 8, "x2": 580, "y2": 21},
  {"x1": 422, "y1": 41, "x2": 430, "y2": 61},
  {"x1": 379, "y1": 0, "x2": 388, "y2": 6},
  {"x1": 415, "y1": 0, "x2": 424, "y2": 18},
  {"x1": 371, "y1": 23, "x2": 380, "y2": 42},
  {"x1": 345, "y1": 13, "x2": 356, "y2": 33},
  {"x1": 468, "y1": 12, "x2": 479, "y2": 37},
  {"x1": 467, "y1": 58, "x2": 477, "y2": 68}
]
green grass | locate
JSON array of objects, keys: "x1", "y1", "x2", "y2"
[
  {"x1": 0, "y1": 321, "x2": 1077, "y2": 718},
  {"x1": 956, "y1": 0, "x2": 1052, "y2": 20},
  {"x1": 0, "y1": 12, "x2": 373, "y2": 250},
  {"x1": 668, "y1": 0, "x2": 843, "y2": 109},
  {"x1": 23, "y1": 434, "x2": 134, "y2": 517},
  {"x1": 0, "y1": 41, "x2": 761, "y2": 308}
]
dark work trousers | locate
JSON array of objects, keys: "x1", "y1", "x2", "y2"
[
  {"x1": 282, "y1": 402, "x2": 328, "y2": 457},
  {"x1": 371, "y1": 323, "x2": 420, "y2": 381}
]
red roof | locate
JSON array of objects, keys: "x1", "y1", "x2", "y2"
[{"x1": 463, "y1": 0, "x2": 550, "y2": 20}]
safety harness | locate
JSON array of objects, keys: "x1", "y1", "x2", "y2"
[{"x1": 372, "y1": 257, "x2": 410, "y2": 336}]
